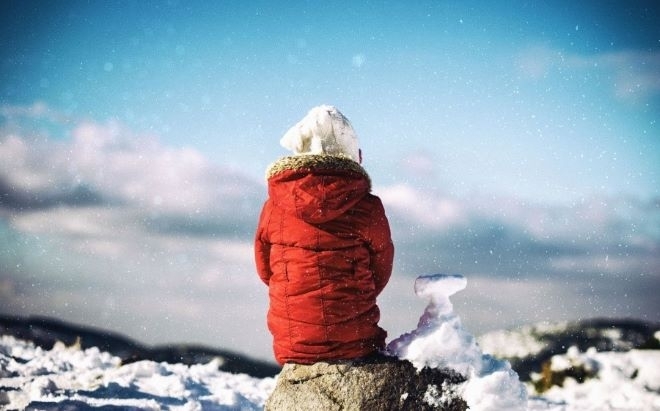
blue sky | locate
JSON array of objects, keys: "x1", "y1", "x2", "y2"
[
  {"x1": 3, "y1": 0, "x2": 659, "y2": 200},
  {"x1": 1, "y1": 1, "x2": 659, "y2": 361}
]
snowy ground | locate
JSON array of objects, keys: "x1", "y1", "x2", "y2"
[
  {"x1": 0, "y1": 336, "x2": 275, "y2": 410},
  {"x1": 1, "y1": 275, "x2": 659, "y2": 410}
]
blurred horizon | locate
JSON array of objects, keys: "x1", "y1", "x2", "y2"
[{"x1": 1, "y1": 1, "x2": 658, "y2": 361}]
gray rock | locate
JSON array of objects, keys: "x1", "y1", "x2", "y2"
[{"x1": 265, "y1": 356, "x2": 468, "y2": 410}]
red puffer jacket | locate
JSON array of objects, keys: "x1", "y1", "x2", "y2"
[{"x1": 254, "y1": 155, "x2": 394, "y2": 365}]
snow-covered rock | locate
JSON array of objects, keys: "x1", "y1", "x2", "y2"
[
  {"x1": 478, "y1": 317, "x2": 660, "y2": 383},
  {"x1": 532, "y1": 346, "x2": 660, "y2": 410}
]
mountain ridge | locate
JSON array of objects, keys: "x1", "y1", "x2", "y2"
[
  {"x1": 2, "y1": 314, "x2": 658, "y2": 382},
  {"x1": 478, "y1": 317, "x2": 660, "y2": 381},
  {"x1": 0, "y1": 314, "x2": 281, "y2": 378}
]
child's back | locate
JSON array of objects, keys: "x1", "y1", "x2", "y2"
[{"x1": 254, "y1": 106, "x2": 394, "y2": 365}]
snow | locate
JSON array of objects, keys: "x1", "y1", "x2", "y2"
[
  {"x1": 0, "y1": 336, "x2": 275, "y2": 410},
  {"x1": 387, "y1": 274, "x2": 528, "y2": 411},
  {"x1": 1, "y1": 274, "x2": 659, "y2": 410},
  {"x1": 537, "y1": 346, "x2": 660, "y2": 410},
  {"x1": 478, "y1": 322, "x2": 563, "y2": 359}
]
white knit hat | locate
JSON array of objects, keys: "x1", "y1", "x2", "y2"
[{"x1": 280, "y1": 105, "x2": 360, "y2": 162}]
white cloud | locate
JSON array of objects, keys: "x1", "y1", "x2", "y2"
[
  {"x1": 399, "y1": 150, "x2": 437, "y2": 178},
  {"x1": 516, "y1": 47, "x2": 660, "y2": 103},
  {"x1": 567, "y1": 50, "x2": 660, "y2": 103},
  {"x1": 1, "y1": 107, "x2": 263, "y2": 218},
  {"x1": 378, "y1": 184, "x2": 467, "y2": 230},
  {"x1": 516, "y1": 46, "x2": 558, "y2": 80},
  {"x1": 351, "y1": 53, "x2": 366, "y2": 68},
  {"x1": 379, "y1": 184, "x2": 659, "y2": 280},
  {"x1": 1, "y1": 103, "x2": 658, "y2": 361},
  {"x1": 1, "y1": 104, "x2": 271, "y2": 358}
]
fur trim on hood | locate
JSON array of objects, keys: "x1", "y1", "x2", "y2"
[{"x1": 266, "y1": 154, "x2": 371, "y2": 190}]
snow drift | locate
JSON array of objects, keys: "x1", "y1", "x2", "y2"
[{"x1": 387, "y1": 274, "x2": 528, "y2": 411}]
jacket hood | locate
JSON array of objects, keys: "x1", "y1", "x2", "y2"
[{"x1": 266, "y1": 155, "x2": 371, "y2": 224}]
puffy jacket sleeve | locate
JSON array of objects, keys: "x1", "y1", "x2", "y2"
[
  {"x1": 368, "y1": 196, "x2": 394, "y2": 295},
  {"x1": 254, "y1": 201, "x2": 273, "y2": 286}
]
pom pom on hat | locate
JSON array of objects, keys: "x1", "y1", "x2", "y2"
[{"x1": 280, "y1": 105, "x2": 360, "y2": 162}]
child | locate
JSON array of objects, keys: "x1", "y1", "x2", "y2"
[{"x1": 254, "y1": 105, "x2": 394, "y2": 365}]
